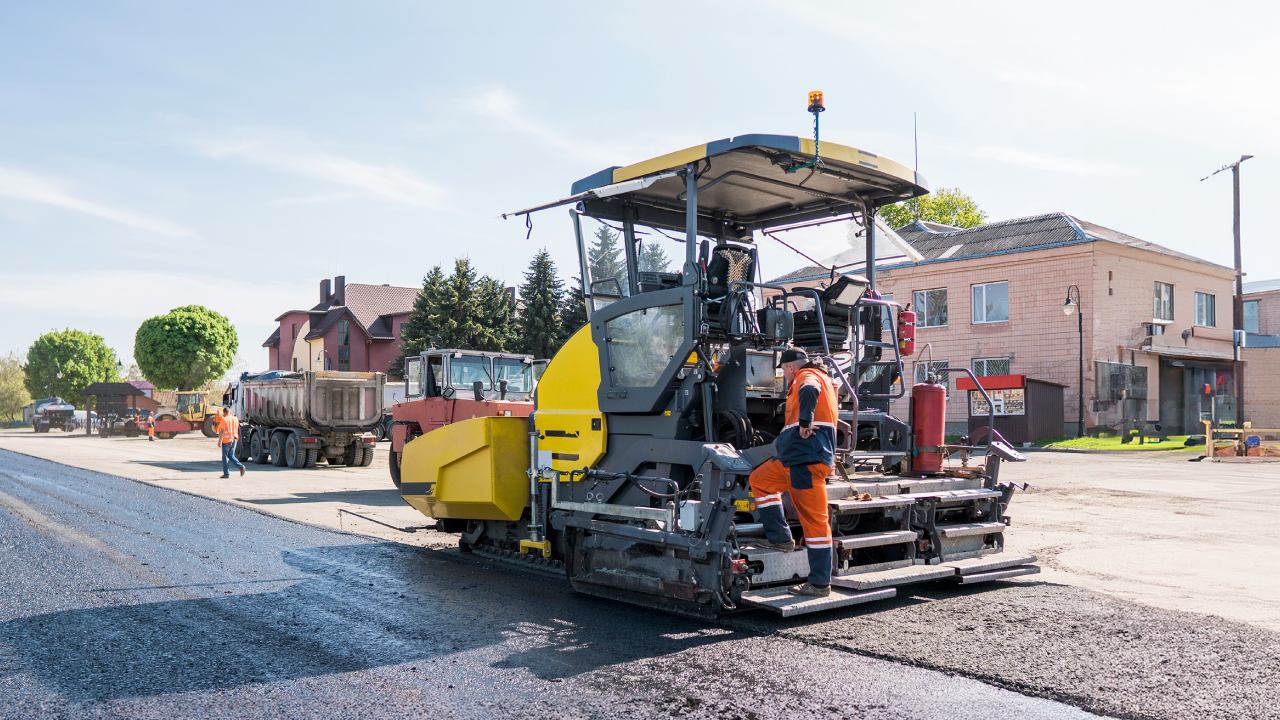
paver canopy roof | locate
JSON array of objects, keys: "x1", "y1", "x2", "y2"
[{"x1": 508, "y1": 134, "x2": 929, "y2": 240}]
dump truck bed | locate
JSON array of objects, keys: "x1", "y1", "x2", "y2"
[{"x1": 238, "y1": 371, "x2": 385, "y2": 433}]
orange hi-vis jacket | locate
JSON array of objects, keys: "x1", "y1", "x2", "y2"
[
  {"x1": 215, "y1": 414, "x2": 239, "y2": 445},
  {"x1": 775, "y1": 364, "x2": 839, "y2": 468}
]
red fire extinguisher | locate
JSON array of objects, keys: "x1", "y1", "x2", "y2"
[
  {"x1": 911, "y1": 377, "x2": 946, "y2": 474},
  {"x1": 898, "y1": 304, "x2": 916, "y2": 356}
]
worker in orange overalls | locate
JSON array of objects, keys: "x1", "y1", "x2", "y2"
[
  {"x1": 749, "y1": 348, "x2": 838, "y2": 597},
  {"x1": 213, "y1": 407, "x2": 246, "y2": 478},
  {"x1": 147, "y1": 411, "x2": 155, "y2": 441}
]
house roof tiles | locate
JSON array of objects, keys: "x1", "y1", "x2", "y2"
[{"x1": 768, "y1": 212, "x2": 1230, "y2": 284}]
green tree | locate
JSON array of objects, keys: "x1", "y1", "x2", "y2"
[
  {"x1": 389, "y1": 266, "x2": 447, "y2": 380},
  {"x1": 475, "y1": 275, "x2": 515, "y2": 352},
  {"x1": 0, "y1": 352, "x2": 32, "y2": 422},
  {"x1": 23, "y1": 329, "x2": 121, "y2": 408},
  {"x1": 589, "y1": 225, "x2": 628, "y2": 296},
  {"x1": 638, "y1": 240, "x2": 672, "y2": 273},
  {"x1": 879, "y1": 187, "x2": 987, "y2": 230},
  {"x1": 134, "y1": 305, "x2": 238, "y2": 391},
  {"x1": 558, "y1": 277, "x2": 589, "y2": 344},
  {"x1": 513, "y1": 249, "x2": 564, "y2": 359}
]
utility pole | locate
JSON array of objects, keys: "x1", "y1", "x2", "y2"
[{"x1": 1202, "y1": 155, "x2": 1253, "y2": 426}]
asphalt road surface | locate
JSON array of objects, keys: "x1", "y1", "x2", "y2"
[{"x1": 1, "y1": 450, "x2": 1276, "y2": 720}]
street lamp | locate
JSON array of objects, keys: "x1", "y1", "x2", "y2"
[
  {"x1": 1063, "y1": 285, "x2": 1084, "y2": 438},
  {"x1": 1201, "y1": 154, "x2": 1252, "y2": 426}
]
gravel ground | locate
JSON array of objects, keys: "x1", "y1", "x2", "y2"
[{"x1": 2, "y1": 448, "x2": 1277, "y2": 719}]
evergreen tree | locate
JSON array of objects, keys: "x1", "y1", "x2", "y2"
[
  {"x1": 474, "y1": 275, "x2": 514, "y2": 352},
  {"x1": 433, "y1": 259, "x2": 490, "y2": 349},
  {"x1": 513, "y1": 249, "x2": 563, "y2": 358},
  {"x1": 588, "y1": 225, "x2": 627, "y2": 296},
  {"x1": 638, "y1": 240, "x2": 672, "y2": 273},
  {"x1": 388, "y1": 266, "x2": 446, "y2": 380},
  {"x1": 558, "y1": 277, "x2": 589, "y2": 345}
]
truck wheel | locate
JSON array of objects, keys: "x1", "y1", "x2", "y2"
[
  {"x1": 235, "y1": 438, "x2": 251, "y2": 462},
  {"x1": 286, "y1": 435, "x2": 306, "y2": 469},
  {"x1": 202, "y1": 416, "x2": 218, "y2": 438},
  {"x1": 360, "y1": 446, "x2": 374, "y2": 467},
  {"x1": 270, "y1": 434, "x2": 288, "y2": 467},
  {"x1": 304, "y1": 448, "x2": 317, "y2": 468},
  {"x1": 250, "y1": 433, "x2": 269, "y2": 463},
  {"x1": 98, "y1": 425, "x2": 108, "y2": 438},
  {"x1": 389, "y1": 451, "x2": 402, "y2": 489},
  {"x1": 344, "y1": 444, "x2": 359, "y2": 467}
]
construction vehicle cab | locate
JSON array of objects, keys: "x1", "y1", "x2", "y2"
[
  {"x1": 389, "y1": 349, "x2": 543, "y2": 489},
  {"x1": 153, "y1": 390, "x2": 222, "y2": 439},
  {"x1": 399, "y1": 120, "x2": 1034, "y2": 617}
]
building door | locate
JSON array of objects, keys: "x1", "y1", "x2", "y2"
[{"x1": 1158, "y1": 360, "x2": 1185, "y2": 434}]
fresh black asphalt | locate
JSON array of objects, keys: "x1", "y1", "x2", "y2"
[{"x1": 1, "y1": 448, "x2": 1274, "y2": 719}]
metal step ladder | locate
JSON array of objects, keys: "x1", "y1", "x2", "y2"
[{"x1": 738, "y1": 586, "x2": 897, "y2": 618}]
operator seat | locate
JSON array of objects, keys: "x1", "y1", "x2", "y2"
[{"x1": 705, "y1": 243, "x2": 756, "y2": 336}]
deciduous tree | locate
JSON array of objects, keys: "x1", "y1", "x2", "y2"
[
  {"x1": 0, "y1": 352, "x2": 32, "y2": 422},
  {"x1": 879, "y1": 187, "x2": 987, "y2": 230},
  {"x1": 23, "y1": 329, "x2": 121, "y2": 408},
  {"x1": 134, "y1": 305, "x2": 238, "y2": 391}
]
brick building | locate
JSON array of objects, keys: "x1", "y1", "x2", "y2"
[
  {"x1": 263, "y1": 275, "x2": 417, "y2": 375},
  {"x1": 1241, "y1": 278, "x2": 1280, "y2": 429},
  {"x1": 774, "y1": 213, "x2": 1238, "y2": 435}
]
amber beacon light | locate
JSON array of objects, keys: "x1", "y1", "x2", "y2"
[{"x1": 807, "y1": 91, "x2": 825, "y2": 113}]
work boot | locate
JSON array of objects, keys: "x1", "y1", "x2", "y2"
[
  {"x1": 239, "y1": 466, "x2": 245, "y2": 477},
  {"x1": 219, "y1": 474, "x2": 230, "y2": 479},
  {"x1": 753, "y1": 538, "x2": 796, "y2": 553},
  {"x1": 787, "y1": 582, "x2": 831, "y2": 597}
]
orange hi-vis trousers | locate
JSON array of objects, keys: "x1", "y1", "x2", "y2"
[{"x1": 749, "y1": 458, "x2": 833, "y2": 586}]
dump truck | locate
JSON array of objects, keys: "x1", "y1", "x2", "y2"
[
  {"x1": 32, "y1": 398, "x2": 76, "y2": 433},
  {"x1": 395, "y1": 102, "x2": 1037, "y2": 618},
  {"x1": 227, "y1": 370, "x2": 385, "y2": 469},
  {"x1": 388, "y1": 349, "x2": 543, "y2": 489}
]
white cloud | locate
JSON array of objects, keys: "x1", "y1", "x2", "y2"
[
  {"x1": 191, "y1": 130, "x2": 447, "y2": 209},
  {"x1": 468, "y1": 89, "x2": 674, "y2": 167},
  {"x1": 0, "y1": 166, "x2": 194, "y2": 238}
]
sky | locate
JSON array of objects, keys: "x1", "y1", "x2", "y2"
[{"x1": 2, "y1": 1, "x2": 1277, "y2": 370}]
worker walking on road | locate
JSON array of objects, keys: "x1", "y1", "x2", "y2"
[
  {"x1": 214, "y1": 407, "x2": 245, "y2": 478},
  {"x1": 146, "y1": 412, "x2": 155, "y2": 442},
  {"x1": 749, "y1": 349, "x2": 838, "y2": 597}
]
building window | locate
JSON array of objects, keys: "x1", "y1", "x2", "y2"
[
  {"x1": 1194, "y1": 292, "x2": 1216, "y2": 327},
  {"x1": 973, "y1": 357, "x2": 1010, "y2": 377},
  {"x1": 292, "y1": 323, "x2": 297, "y2": 340},
  {"x1": 913, "y1": 288, "x2": 948, "y2": 328},
  {"x1": 881, "y1": 294, "x2": 894, "y2": 333},
  {"x1": 1244, "y1": 300, "x2": 1260, "y2": 333},
  {"x1": 1154, "y1": 282, "x2": 1174, "y2": 321},
  {"x1": 324, "y1": 357, "x2": 331, "y2": 370},
  {"x1": 971, "y1": 281, "x2": 1009, "y2": 324},
  {"x1": 914, "y1": 360, "x2": 949, "y2": 385},
  {"x1": 338, "y1": 319, "x2": 350, "y2": 371},
  {"x1": 292, "y1": 358, "x2": 298, "y2": 372}
]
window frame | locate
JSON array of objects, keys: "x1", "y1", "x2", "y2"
[
  {"x1": 970, "y1": 281, "x2": 1010, "y2": 324},
  {"x1": 973, "y1": 357, "x2": 1011, "y2": 377},
  {"x1": 1194, "y1": 292, "x2": 1216, "y2": 328},
  {"x1": 914, "y1": 360, "x2": 950, "y2": 386},
  {"x1": 1244, "y1": 300, "x2": 1260, "y2": 334},
  {"x1": 913, "y1": 288, "x2": 949, "y2": 328},
  {"x1": 1154, "y1": 281, "x2": 1174, "y2": 321}
]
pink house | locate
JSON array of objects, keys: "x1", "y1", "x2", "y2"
[
  {"x1": 774, "y1": 213, "x2": 1239, "y2": 436},
  {"x1": 263, "y1": 275, "x2": 417, "y2": 375}
]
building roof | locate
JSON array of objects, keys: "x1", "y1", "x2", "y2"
[
  {"x1": 126, "y1": 380, "x2": 155, "y2": 391},
  {"x1": 1244, "y1": 278, "x2": 1280, "y2": 295},
  {"x1": 769, "y1": 212, "x2": 1230, "y2": 284},
  {"x1": 79, "y1": 382, "x2": 146, "y2": 396},
  {"x1": 265, "y1": 282, "x2": 416, "y2": 346}
]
